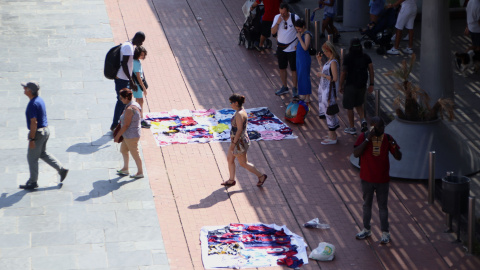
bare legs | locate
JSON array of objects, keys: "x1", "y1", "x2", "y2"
[
  {"x1": 279, "y1": 69, "x2": 298, "y2": 89},
  {"x1": 259, "y1": 35, "x2": 266, "y2": 48},
  {"x1": 394, "y1": 28, "x2": 414, "y2": 50},
  {"x1": 227, "y1": 151, "x2": 263, "y2": 181},
  {"x1": 322, "y1": 17, "x2": 339, "y2": 38},
  {"x1": 347, "y1": 105, "x2": 365, "y2": 128},
  {"x1": 120, "y1": 138, "x2": 143, "y2": 176},
  {"x1": 136, "y1": 97, "x2": 144, "y2": 115}
]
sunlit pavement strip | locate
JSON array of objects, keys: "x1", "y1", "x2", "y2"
[{"x1": 0, "y1": 0, "x2": 169, "y2": 269}]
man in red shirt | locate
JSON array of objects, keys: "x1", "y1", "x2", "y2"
[
  {"x1": 250, "y1": 0, "x2": 281, "y2": 51},
  {"x1": 353, "y1": 117, "x2": 402, "y2": 244}
]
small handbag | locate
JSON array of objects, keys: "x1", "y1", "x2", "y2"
[
  {"x1": 305, "y1": 31, "x2": 316, "y2": 56},
  {"x1": 132, "y1": 72, "x2": 148, "y2": 90},
  {"x1": 113, "y1": 124, "x2": 123, "y2": 143},
  {"x1": 141, "y1": 75, "x2": 148, "y2": 89},
  {"x1": 326, "y1": 67, "x2": 339, "y2": 116}
]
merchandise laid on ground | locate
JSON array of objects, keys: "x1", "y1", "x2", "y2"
[
  {"x1": 200, "y1": 223, "x2": 308, "y2": 269},
  {"x1": 146, "y1": 107, "x2": 297, "y2": 146}
]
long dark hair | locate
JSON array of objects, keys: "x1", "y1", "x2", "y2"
[
  {"x1": 294, "y1": 18, "x2": 306, "y2": 29},
  {"x1": 349, "y1": 37, "x2": 363, "y2": 56},
  {"x1": 134, "y1": 46, "x2": 147, "y2": 60},
  {"x1": 229, "y1": 93, "x2": 246, "y2": 107}
]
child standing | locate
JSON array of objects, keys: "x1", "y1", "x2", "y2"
[{"x1": 132, "y1": 46, "x2": 150, "y2": 128}]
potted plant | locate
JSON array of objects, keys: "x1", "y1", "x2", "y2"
[
  {"x1": 385, "y1": 53, "x2": 455, "y2": 122},
  {"x1": 350, "y1": 53, "x2": 480, "y2": 179}
]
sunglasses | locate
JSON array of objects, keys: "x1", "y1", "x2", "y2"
[{"x1": 284, "y1": 21, "x2": 288, "y2": 30}]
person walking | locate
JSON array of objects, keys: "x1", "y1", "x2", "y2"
[
  {"x1": 114, "y1": 89, "x2": 144, "y2": 179},
  {"x1": 250, "y1": 0, "x2": 281, "y2": 51},
  {"x1": 20, "y1": 82, "x2": 69, "y2": 190},
  {"x1": 110, "y1": 31, "x2": 146, "y2": 131},
  {"x1": 132, "y1": 46, "x2": 150, "y2": 128},
  {"x1": 221, "y1": 94, "x2": 267, "y2": 187},
  {"x1": 271, "y1": 3, "x2": 300, "y2": 96},
  {"x1": 340, "y1": 38, "x2": 374, "y2": 135},
  {"x1": 294, "y1": 19, "x2": 312, "y2": 101},
  {"x1": 320, "y1": 0, "x2": 340, "y2": 42},
  {"x1": 465, "y1": 0, "x2": 480, "y2": 51},
  {"x1": 316, "y1": 41, "x2": 340, "y2": 145},
  {"x1": 353, "y1": 116, "x2": 402, "y2": 244},
  {"x1": 386, "y1": 0, "x2": 417, "y2": 55}
]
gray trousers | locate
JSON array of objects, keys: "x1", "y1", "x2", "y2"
[
  {"x1": 361, "y1": 180, "x2": 389, "y2": 232},
  {"x1": 27, "y1": 127, "x2": 63, "y2": 184}
]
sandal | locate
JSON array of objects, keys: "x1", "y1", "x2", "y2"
[
  {"x1": 221, "y1": 179, "x2": 236, "y2": 186},
  {"x1": 116, "y1": 170, "x2": 129, "y2": 176},
  {"x1": 257, "y1": 174, "x2": 268, "y2": 187}
]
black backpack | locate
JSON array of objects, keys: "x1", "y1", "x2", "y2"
[{"x1": 104, "y1": 44, "x2": 122, "y2": 80}]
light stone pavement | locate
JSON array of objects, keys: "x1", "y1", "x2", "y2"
[{"x1": 0, "y1": 0, "x2": 169, "y2": 269}]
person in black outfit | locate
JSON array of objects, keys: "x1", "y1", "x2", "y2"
[{"x1": 339, "y1": 38, "x2": 375, "y2": 135}]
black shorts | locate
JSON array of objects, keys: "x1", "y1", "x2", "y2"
[
  {"x1": 471, "y1": 31, "x2": 480, "y2": 47},
  {"x1": 261, "y1": 20, "x2": 272, "y2": 38},
  {"x1": 342, "y1": 84, "x2": 366, "y2": 109},
  {"x1": 277, "y1": 49, "x2": 296, "y2": 71}
]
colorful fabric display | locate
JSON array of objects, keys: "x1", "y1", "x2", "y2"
[
  {"x1": 201, "y1": 223, "x2": 308, "y2": 269},
  {"x1": 147, "y1": 107, "x2": 297, "y2": 147}
]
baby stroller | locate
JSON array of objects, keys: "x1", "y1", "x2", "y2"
[
  {"x1": 360, "y1": 8, "x2": 397, "y2": 55},
  {"x1": 238, "y1": 2, "x2": 272, "y2": 50}
]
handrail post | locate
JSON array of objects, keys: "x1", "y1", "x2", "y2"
[
  {"x1": 428, "y1": 151, "x2": 435, "y2": 205},
  {"x1": 468, "y1": 196, "x2": 476, "y2": 254}
]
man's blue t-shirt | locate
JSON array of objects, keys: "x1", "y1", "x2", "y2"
[{"x1": 25, "y1": 96, "x2": 48, "y2": 130}]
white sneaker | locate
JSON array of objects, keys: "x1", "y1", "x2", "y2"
[
  {"x1": 344, "y1": 127, "x2": 357, "y2": 135},
  {"x1": 321, "y1": 138, "x2": 337, "y2": 145},
  {"x1": 403, "y1": 47, "x2": 413, "y2": 54},
  {"x1": 387, "y1": 48, "x2": 400, "y2": 55},
  {"x1": 380, "y1": 231, "x2": 391, "y2": 244}
]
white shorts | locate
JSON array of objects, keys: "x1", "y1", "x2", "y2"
[{"x1": 395, "y1": 5, "x2": 417, "y2": 30}]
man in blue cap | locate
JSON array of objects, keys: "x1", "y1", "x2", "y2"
[{"x1": 20, "y1": 81, "x2": 68, "y2": 189}]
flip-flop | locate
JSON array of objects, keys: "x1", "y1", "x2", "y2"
[
  {"x1": 130, "y1": 174, "x2": 144, "y2": 179},
  {"x1": 116, "y1": 170, "x2": 129, "y2": 176},
  {"x1": 257, "y1": 174, "x2": 268, "y2": 187},
  {"x1": 221, "y1": 180, "x2": 236, "y2": 187}
]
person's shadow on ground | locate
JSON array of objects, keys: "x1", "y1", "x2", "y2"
[
  {"x1": 0, "y1": 184, "x2": 63, "y2": 209},
  {"x1": 67, "y1": 134, "x2": 112, "y2": 155},
  {"x1": 75, "y1": 177, "x2": 136, "y2": 202},
  {"x1": 188, "y1": 187, "x2": 242, "y2": 209}
]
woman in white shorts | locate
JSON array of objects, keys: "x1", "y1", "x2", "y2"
[{"x1": 386, "y1": 0, "x2": 417, "y2": 55}]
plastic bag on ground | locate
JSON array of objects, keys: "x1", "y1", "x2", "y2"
[
  {"x1": 303, "y1": 218, "x2": 330, "y2": 229},
  {"x1": 309, "y1": 242, "x2": 335, "y2": 261}
]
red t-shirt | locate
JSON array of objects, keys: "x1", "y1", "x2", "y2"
[
  {"x1": 256, "y1": 0, "x2": 281, "y2": 22},
  {"x1": 354, "y1": 133, "x2": 400, "y2": 183}
]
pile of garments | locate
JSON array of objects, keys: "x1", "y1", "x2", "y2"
[
  {"x1": 200, "y1": 223, "x2": 308, "y2": 269},
  {"x1": 145, "y1": 107, "x2": 297, "y2": 146}
]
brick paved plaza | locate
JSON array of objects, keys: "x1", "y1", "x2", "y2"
[{"x1": 1, "y1": 0, "x2": 480, "y2": 269}]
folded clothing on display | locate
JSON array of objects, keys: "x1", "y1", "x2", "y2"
[
  {"x1": 200, "y1": 223, "x2": 308, "y2": 269},
  {"x1": 145, "y1": 107, "x2": 297, "y2": 147}
]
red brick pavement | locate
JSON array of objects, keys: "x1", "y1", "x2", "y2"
[{"x1": 105, "y1": 0, "x2": 480, "y2": 269}]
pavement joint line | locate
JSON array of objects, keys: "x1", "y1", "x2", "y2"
[
  {"x1": 183, "y1": 0, "x2": 236, "y2": 96},
  {"x1": 149, "y1": 0, "x2": 197, "y2": 112},
  {"x1": 116, "y1": 0, "x2": 130, "y2": 40},
  {"x1": 389, "y1": 184, "x2": 451, "y2": 267}
]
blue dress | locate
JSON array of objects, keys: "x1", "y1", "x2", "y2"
[{"x1": 296, "y1": 31, "x2": 312, "y2": 96}]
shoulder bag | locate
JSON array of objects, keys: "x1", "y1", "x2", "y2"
[{"x1": 326, "y1": 66, "x2": 339, "y2": 116}]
